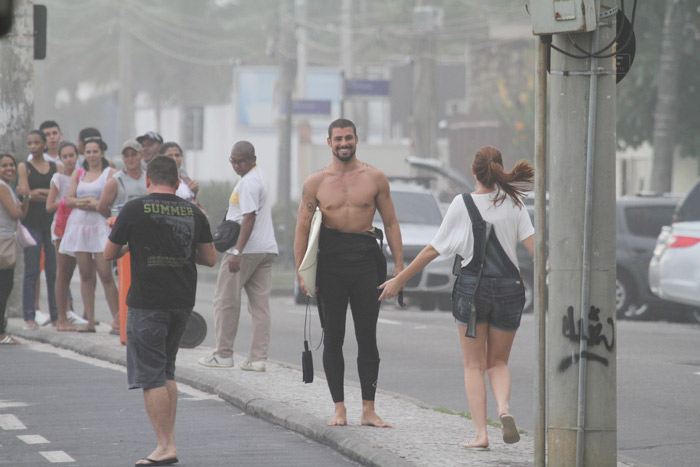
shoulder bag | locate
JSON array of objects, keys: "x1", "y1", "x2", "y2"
[{"x1": 212, "y1": 210, "x2": 240, "y2": 253}]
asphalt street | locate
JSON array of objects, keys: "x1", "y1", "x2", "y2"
[
  {"x1": 186, "y1": 278, "x2": 700, "y2": 467},
  {"x1": 10, "y1": 269, "x2": 700, "y2": 467},
  {"x1": 0, "y1": 342, "x2": 360, "y2": 466}
]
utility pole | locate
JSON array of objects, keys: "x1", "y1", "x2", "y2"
[
  {"x1": 547, "y1": 3, "x2": 617, "y2": 466},
  {"x1": 411, "y1": 4, "x2": 438, "y2": 158},
  {"x1": 650, "y1": 0, "x2": 684, "y2": 193},
  {"x1": 0, "y1": 0, "x2": 33, "y2": 318},
  {"x1": 117, "y1": 1, "x2": 134, "y2": 144},
  {"x1": 340, "y1": 0, "x2": 352, "y2": 120},
  {"x1": 277, "y1": 0, "x2": 296, "y2": 267}
]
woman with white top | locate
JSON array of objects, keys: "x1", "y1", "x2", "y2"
[
  {"x1": 0, "y1": 154, "x2": 29, "y2": 344},
  {"x1": 159, "y1": 142, "x2": 199, "y2": 202},
  {"x1": 379, "y1": 146, "x2": 535, "y2": 451},
  {"x1": 46, "y1": 142, "x2": 88, "y2": 331},
  {"x1": 60, "y1": 139, "x2": 119, "y2": 332}
]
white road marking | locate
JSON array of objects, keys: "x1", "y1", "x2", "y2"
[
  {"x1": 0, "y1": 401, "x2": 30, "y2": 409},
  {"x1": 40, "y1": 451, "x2": 75, "y2": 463},
  {"x1": 378, "y1": 318, "x2": 401, "y2": 325},
  {"x1": 26, "y1": 343, "x2": 126, "y2": 374},
  {"x1": 18, "y1": 434, "x2": 50, "y2": 444},
  {"x1": 0, "y1": 414, "x2": 27, "y2": 430},
  {"x1": 694, "y1": 372, "x2": 700, "y2": 376},
  {"x1": 26, "y1": 342, "x2": 221, "y2": 402},
  {"x1": 414, "y1": 325, "x2": 427, "y2": 330}
]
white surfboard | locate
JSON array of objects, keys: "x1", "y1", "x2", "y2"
[{"x1": 298, "y1": 207, "x2": 322, "y2": 297}]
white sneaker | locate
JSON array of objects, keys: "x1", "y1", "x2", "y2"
[
  {"x1": 66, "y1": 310, "x2": 89, "y2": 325},
  {"x1": 240, "y1": 361, "x2": 266, "y2": 372},
  {"x1": 34, "y1": 310, "x2": 51, "y2": 326},
  {"x1": 197, "y1": 354, "x2": 233, "y2": 368}
]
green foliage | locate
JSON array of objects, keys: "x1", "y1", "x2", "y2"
[{"x1": 617, "y1": 0, "x2": 700, "y2": 157}]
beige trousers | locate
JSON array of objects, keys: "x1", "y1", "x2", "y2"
[{"x1": 213, "y1": 252, "x2": 276, "y2": 361}]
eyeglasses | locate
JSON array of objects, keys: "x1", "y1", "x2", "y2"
[{"x1": 229, "y1": 157, "x2": 251, "y2": 166}]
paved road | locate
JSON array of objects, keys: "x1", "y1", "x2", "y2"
[
  {"x1": 0, "y1": 342, "x2": 360, "y2": 466},
  {"x1": 72, "y1": 272, "x2": 700, "y2": 466},
  {"x1": 183, "y1": 279, "x2": 700, "y2": 467}
]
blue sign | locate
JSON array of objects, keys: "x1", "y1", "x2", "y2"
[
  {"x1": 290, "y1": 100, "x2": 332, "y2": 115},
  {"x1": 345, "y1": 79, "x2": 390, "y2": 97}
]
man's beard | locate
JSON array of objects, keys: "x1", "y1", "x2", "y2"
[{"x1": 333, "y1": 145, "x2": 355, "y2": 162}]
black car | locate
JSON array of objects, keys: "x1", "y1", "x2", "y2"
[{"x1": 517, "y1": 195, "x2": 683, "y2": 318}]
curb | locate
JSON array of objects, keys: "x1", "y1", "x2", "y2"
[{"x1": 8, "y1": 322, "x2": 414, "y2": 467}]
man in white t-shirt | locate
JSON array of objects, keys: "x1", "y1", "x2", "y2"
[{"x1": 198, "y1": 141, "x2": 278, "y2": 372}]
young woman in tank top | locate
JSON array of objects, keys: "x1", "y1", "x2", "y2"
[
  {"x1": 0, "y1": 154, "x2": 29, "y2": 344},
  {"x1": 59, "y1": 139, "x2": 119, "y2": 333},
  {"x1": 16, "y1": 130, "x2": 59, "y2": 329},
  {"x1": 46, "y1": 142, "x2": 87, "y2": 331}
]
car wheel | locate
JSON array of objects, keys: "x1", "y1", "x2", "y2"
[
  {"x1": 418, "y1": 296, "x2": 435, "y2": 311},
  {"x1": 615, "y1": 275, "x2": 633, "y2": 318},
  {"x1": 522, "y1": 275, "x2": 534, "y2": 313},
  {"x1": 688, "y1": 309, "x2": 700, "y2": 325}
]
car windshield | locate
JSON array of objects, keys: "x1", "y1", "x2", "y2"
[{"x1": 373, "y1": 191, "x2": 443, "y2": 225}]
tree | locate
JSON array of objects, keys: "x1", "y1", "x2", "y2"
[{"x1": 617, "y1": 0, "x2": 700, "y2": 191}]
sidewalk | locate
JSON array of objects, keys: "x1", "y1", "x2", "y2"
[{"x1": 6, "y1": 318, "x2": 647, "y2": 467}]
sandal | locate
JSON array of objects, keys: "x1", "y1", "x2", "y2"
[
  {"x1": 0, "y1": 335, "x2": 20, "y2": 345},
  {"x1": 23, "y1": 321, "x2": 39, "y2": 330},
  {"x1": 500, "y1": 413, "x2": 520, "y2": 444}
]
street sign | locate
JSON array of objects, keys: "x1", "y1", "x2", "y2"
[
  {"x1": 345, "y1": 79, "x2": 390, "y2": 97},
  {"x1": 290, "y1": 99, "x2": 331, "y2": 115}
]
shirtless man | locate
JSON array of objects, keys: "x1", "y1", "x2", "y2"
[{"x1": 294, "y1": 118, "x2": 404, "y2": 428}]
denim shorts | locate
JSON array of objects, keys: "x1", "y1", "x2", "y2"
[
  {"x1": 126, "y1": 307, "x2": 192, "y2": 390},
  {"x1": 452, "y1": 274, "x2": 525, "y2": 332}
]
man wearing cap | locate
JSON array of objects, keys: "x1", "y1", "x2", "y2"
[
  {"x1": 136, "y1": 131, "x2": 164, "y2": 167},
  {"x1": 98, "y1": 140, "x2": 148, "y2": 218}
]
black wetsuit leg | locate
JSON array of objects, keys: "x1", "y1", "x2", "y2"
[{"x1": 318, "y1": 253, "x2": 381, "y2": 403}]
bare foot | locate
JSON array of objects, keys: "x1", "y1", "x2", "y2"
[
  {"x1": 57, "y1": 322, "x2": 78, "y2": 332},
  {"x1": 327, "y1": 404, "x2": 347, "y2": 426},
  {"x1": 23, "y1": 320, "x2": 39, "y2": 330},
  {"x1": 361, "y1": 400, "x2": 392, "y2": 428},
  {"x1": 361, "y1": 411, "x2": 392, "y2": 428}
]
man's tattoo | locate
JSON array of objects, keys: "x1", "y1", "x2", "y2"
[{"x1": 306, "y1": 202, "x2": 314, "y2": 212}]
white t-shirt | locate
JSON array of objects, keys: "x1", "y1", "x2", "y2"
[
  {"x1": 225, "y1": 165, "x2": 278, "y2": 255},
  {"x1": 430, "y1": 192, "x2": 534, "y2": 271}
]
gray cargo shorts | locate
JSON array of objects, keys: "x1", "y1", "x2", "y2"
[{"x1": 126, "y1": 307, "x2": 192, "y2": 390}]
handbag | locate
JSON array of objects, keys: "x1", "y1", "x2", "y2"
[
  {"x1": 54, "y1": 198, "x2": 73, "y2": 238},
  {"x1": 16, "y1": 222, "x2": 37, "y2": 249},
  {"x1": 212, "y1": 209, "x2": 241, "y2": 253},
  {"x1": 0, "y1": 236, "x2": 15, "y2": 270}
]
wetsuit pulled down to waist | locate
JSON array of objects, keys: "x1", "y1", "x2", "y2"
[{"x1": 317, "y1": 225, "x2": 385, "y2": 402}]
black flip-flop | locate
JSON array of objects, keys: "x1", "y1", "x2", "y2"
[{"x1": 135, "y1": 457, "x2": 178, "y2": 466}]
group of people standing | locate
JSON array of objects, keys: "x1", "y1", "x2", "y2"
[{"x1": 0, "y1": 121, "x2": 200, "y2": 340}]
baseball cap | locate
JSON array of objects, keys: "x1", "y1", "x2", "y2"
[
  {"x1": 136, "y1": 131, "x2": 163, "y2": 145},
  {"x1": 121, "y1": 139, "x2": 142, "y2": 154}
]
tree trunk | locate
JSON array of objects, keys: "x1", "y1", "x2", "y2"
[
  {"x1": 0, "y1": 0, "x2": 34, "y2": 318},
  {"x1": 650, "y1": 0, "x2": 684, "y2": 193}
]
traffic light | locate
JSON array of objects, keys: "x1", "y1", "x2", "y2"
[{"x1": 0, "y1": 0, "x2": 12, "y2": 38}]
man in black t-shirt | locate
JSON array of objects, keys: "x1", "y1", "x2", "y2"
[{"x1": 105, "y1": 156, "x2": 216, "y2": 467}]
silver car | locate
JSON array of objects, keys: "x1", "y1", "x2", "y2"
[
  {"x1": 649, "y1": 178, "x2": 700, "y2": 323},
  {"x1": 375, "y1": 183, "x2": 455, "y2": 311}
]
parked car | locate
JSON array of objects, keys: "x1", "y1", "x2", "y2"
[
  {"x1": 516, "y1": 195, "x2": 683, "y2": 318},
  {"x1": 295, "y1": 183, "x2": 455, "y2": 310},
  {"x1": 649, "y1": 179, "x2": 700, "y2": 323},
  {"x1": 615, "y1": 195, "x2": 683, "y2": 318}
]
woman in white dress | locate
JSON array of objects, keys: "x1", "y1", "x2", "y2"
[
  {"x1": 59, "y1": 139, "x2": 119, "y2": 332},
  {"x1": 46, "y1": 142, "x2": 87, "y2": 331}
]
